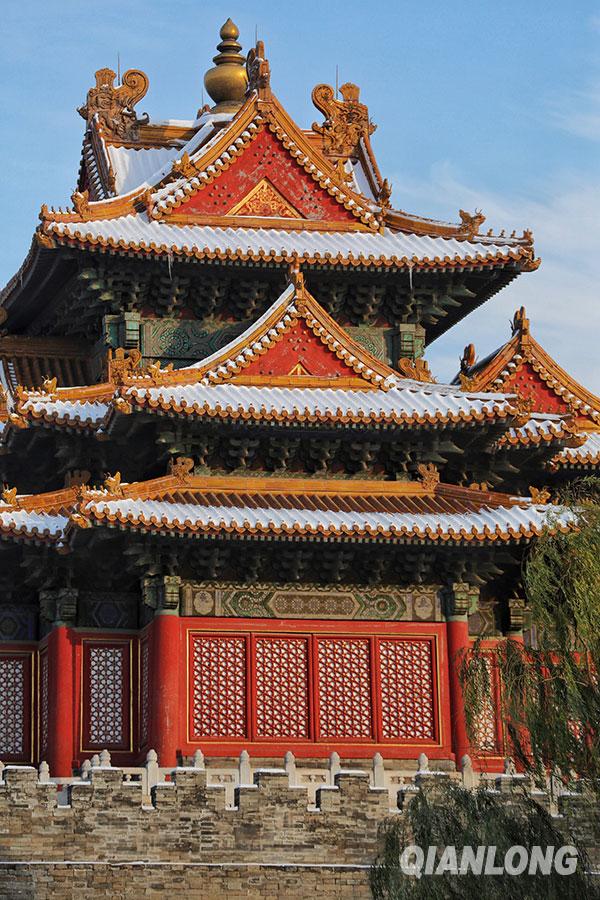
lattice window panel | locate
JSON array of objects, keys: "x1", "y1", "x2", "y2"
[
  {"x1": 39, "y1": 651, "x2": 49, "y2": 756},
  {"x1": 0, "y1": 656, "x2": 26, "y2": 757},
  {"x1": 317, "y1": 638, "x2": 372, "y2": 738},
  {"x1": 378, "y1": 639, "x2": 435, "y2": 740},
  {"x1": 192, "y1": 636, "x2": 246, "y2": 738},
  {"x1": 86, "y1": 645, "x2": 126, "y2": 747},
  {"x1": 255, "y1": 638, "x2": 309, "y2": 738},
  {"x1": 472, "y1": 657, "x2": 498, "y2": 753},
  {"x1": 140, "y1": 640, "x2": 151, "y2": 747}
]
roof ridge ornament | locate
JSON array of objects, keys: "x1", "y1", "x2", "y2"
[
  {"x1": 311, "y1": 82, "x2": 376, "y2": 158},
  {"x1": 169, "y1": 457, "x2": 195, "y2": 482},
  {"x1": 78, "y1": 67, "x2": 149, "y2": 140},
  {"x1": 397, "y1": 357, "x2": 436, "y2": 383},
  {"x1": 204, "y1": 18, "x2": 248, "y2": 113},
  {"x1": 1, "y1": 485, "x2": 19, "y2": 508},
  {"x1": 458, "y1": 209, "x2": 486, "y2": 237},
  {"x1": 246, "y1": 39, "x2": 271, "y2": 98},
  {"x1": 529, "y1": 486, "x2": 551, "y2": 505},
  {"x1": 103, "y1": 471, "x2": 124, "y2": 497},
  {"x1": 108, "y1": 348, "x2": 143, "y2": 385},
  {"x1": 417, "y1": 463, "x2": 440, "y2": 491},
  {"x1": 511, "y1": 305, "x2": 530, "y2": 337},
  {"x1": 377, "y1": 178, "x2": 393, "y2": 210},
  {"x1": 460, "y1": 343, "x2": 477, "y2": 372}
]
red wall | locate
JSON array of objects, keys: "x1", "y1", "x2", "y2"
[{"x1": 0, "y1": 621, "x2": 508, "y2": 771}]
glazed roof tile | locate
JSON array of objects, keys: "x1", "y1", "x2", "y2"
[
  {"x1": 7, "y1": 280, "x2": 519, "y2": 433},
  {"x1": 498, "y1": 412, "x2": 582, "y2": 449},
  {"x1": 7, "y1": 379, "x2": 515, "y2": 432},
  {"x1": 553, "y1": 431, "x2": 600, "y2": 467},
  {"x1": 126, "y1": 381, "x2": 514, "y2": 426},
  {"x1": 0, "y1": 475, "x2": 575, "y2": 548},
  {"x1": 47, "y1": 216, "x2": 529, "y2": 270}
]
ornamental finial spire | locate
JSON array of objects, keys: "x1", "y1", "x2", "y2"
[{"x1": 204, "y1": 18, "x2": 248, "y2": 113}]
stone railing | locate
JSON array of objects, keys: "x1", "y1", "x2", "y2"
[{"x1": 0, "y1": 749, "x2": 580, "y2": 814}]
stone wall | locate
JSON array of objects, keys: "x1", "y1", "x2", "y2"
[{"x1": 0, "y1": 757, "x2": 597, "y2": 899}]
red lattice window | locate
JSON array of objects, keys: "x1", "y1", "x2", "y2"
[
  {"x1": 188, "y1": 629, "x2": 439, "y2": 747},
  {"x1": 82, "y1": 641, "x2": 131, "y2": 751},
  {"x1": 379, "y1": 639, "x2": 435, "y2": 740},
  {"x1": 472, "y1": 656, "x2": 501, "y2": 753},
  {"x1": 39, "y1": 650, "x2": 49, "y2": 757},
  {"x1": 254, "y1": 637, "x2": 309, "y2": 738},
  {"x1": 317, "y1": 638, "x2": 372, "y2": 738},
  {"x1": 0, "y1": 653, "x2": 32, "y2": 762},
  {"x1": 140, "y1": 639, "x2": 151, "y2": 748},
  {"x1": 192, "y1": 636, "x2": 246, "y2": 738}
]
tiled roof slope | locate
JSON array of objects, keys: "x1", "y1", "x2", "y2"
[{"x1": 0, "y1": 471, "x2": 575, "y2": 549}]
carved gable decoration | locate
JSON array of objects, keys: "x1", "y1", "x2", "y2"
[
  {"x1": 240, "y1": 318, "x2": 353, "y2": 378},
  {"x1": 78, "y1": 68, "x2": 149, "y2": 141},
  {"x1": 501, "y1": 362, "x2": 571, "y2": 416},
  {"x1": 228, "y1": 178, "x2": 300, "y2": 218},
  {"x1": 311, "y1": 82, "x2": 376, "y2": 158},
  {"x1": 166, "y1": 129, "x2": 356, "y2": 224},
  {"x1": 192, "y1": 275, "x2": 398, "y2": 389}
]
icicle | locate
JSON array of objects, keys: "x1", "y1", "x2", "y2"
[
  {"x1": 408, "y1": 261, "x2": 414, "y2": 293},
  {"x1": 167, "y1": 250, "x2": 173, "y2": 281}
]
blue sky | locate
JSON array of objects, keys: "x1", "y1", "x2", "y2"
[{"x1": 2, "y1": 1, "x2": 599, "y2": 388}]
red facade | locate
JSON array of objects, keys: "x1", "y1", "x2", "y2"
[{"x1": 0, "y1": 618, "x2": 506, "y2": 769}]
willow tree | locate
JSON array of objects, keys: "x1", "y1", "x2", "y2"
[
  {"x1": 370, "y1": 780, "x2": 598, "y2": 899},
  {"x1": 370, "y1": 480, "x2": 600, "y2": 899},
  {"x1": 462, "y1": 477, "x2": 600, "y2": 789}
]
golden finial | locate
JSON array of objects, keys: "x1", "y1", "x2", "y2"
[{"x1": 204, "y1": 18, "x2": 248, "y2": 113}]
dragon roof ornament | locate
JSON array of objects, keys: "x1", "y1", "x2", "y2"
[
  {"x1": 78, "y1": 67, "x2": 149, "y2": 141},
  {"x1": 311, "y1": 82, "x2": 376, "y2": 159}
]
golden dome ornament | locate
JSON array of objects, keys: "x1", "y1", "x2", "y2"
[{"x1": 204, "y1": 18, "x2": 248, "y2": 113}]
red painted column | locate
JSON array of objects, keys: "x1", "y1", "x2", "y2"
[
  {"x1": 46, "y1": 626, "x2": 76, "y2": 777},
  {"x1": 447, "y1": 615, "x2": 471, "y2": 763},
  {"x1": 151, "y1": 611, "x2": 180, "y2": 768}
]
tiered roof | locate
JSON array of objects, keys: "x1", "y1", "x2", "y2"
[
  {"x1": 2, "y1": 277, "x2": 522, "y2": 439},
  {"x1": 0, "y1": 26, "x2": 537, "y2": 342},
  {"x1": 0, "y1": 468, "x2": 574, "y2": 550},
  {"x1": 455, "y1": 307, "x2": 600, "y2": 471}
]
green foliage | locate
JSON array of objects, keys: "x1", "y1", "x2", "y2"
[
  {"x1": 462, "y1": 477, "x2": 600, "y2": 788},
  {"x1": 370, "y1": 781, "x2": 598, "y2": 899}
]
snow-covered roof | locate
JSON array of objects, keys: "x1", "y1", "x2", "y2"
[
  {"x1": 0, "y1": 476, "x2": 574, "y2": 547},
  {"x1": 47, "y1": 216, "x2": 527, "y2": 270}
]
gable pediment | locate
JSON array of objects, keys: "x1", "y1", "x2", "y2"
[
  {"x1": 149, "y1": 97, "x2": 380, "y2": 231},
  {"x1": 178, "y1": 274, "x2": 399, "y2": 389},
  {"x1": 227, "y1": 177, "x2": 301, "y2": 218}
]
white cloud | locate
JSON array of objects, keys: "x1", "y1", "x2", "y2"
[
  {"x1": 394, "y1": 163, "x2": 600, "y2": 393},
  {"x1": 548, "y1": 79, "x2": 600, "y2": 143}
]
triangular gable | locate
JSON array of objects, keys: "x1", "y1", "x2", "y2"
[
  {"x1": 227, "y1": 177, "x2": 300, "y2": 217},
  {"x1": 193, "y1": 273, "x2": 397, "y2": 387},
  {"x1": 458, "y1": 307, "x2": 600, "y2": 427},
  {"x1": 150, "y1": 94, "x2": 380, "y2": 231},
  {"x1": 129, "y1": 274, "x2": 398, "y2": 390}
]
